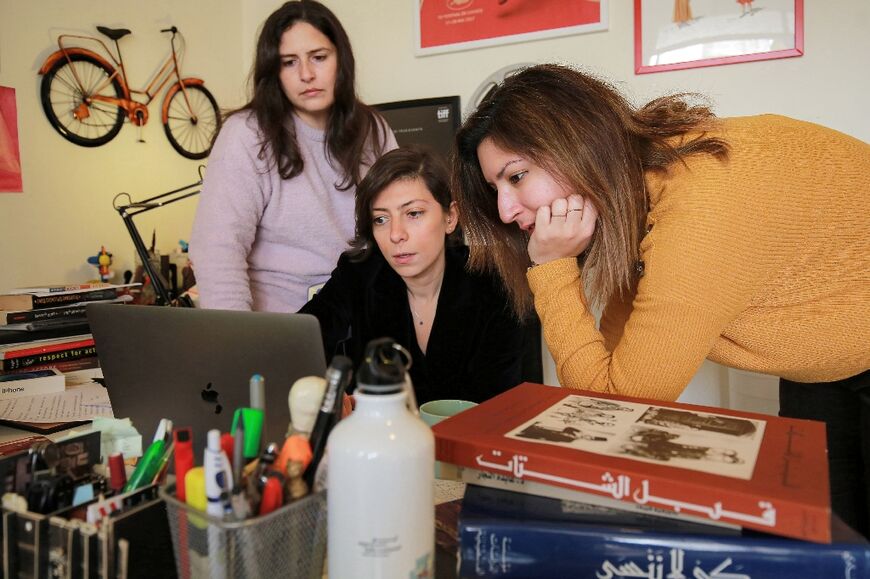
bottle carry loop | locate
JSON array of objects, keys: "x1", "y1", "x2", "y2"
[{"x1": 356, "y1": 339, "x2": 419, "y2": 415}]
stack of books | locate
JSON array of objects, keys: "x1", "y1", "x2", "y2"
[
  {"x1": 0, "y1": 282, "x2": 135, "y2": 333},
  {"x1": 0, "y1": 283, "x2": 135, "y2": 433},
  {"x1": 433, "y1": 382, "x2": 870, "y2": 577}
]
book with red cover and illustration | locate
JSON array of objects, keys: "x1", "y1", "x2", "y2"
[{"x1": 433, "y1": 383, "x2": 831, "y2": 543}]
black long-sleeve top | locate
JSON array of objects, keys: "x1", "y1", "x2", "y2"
[{"x1": 299, "y1": 246, "x2": 536, "y2": 404}]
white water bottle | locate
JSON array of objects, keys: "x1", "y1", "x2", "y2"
[{"x1": 327, "y1": 338, "x2": 434, "y2": 578}]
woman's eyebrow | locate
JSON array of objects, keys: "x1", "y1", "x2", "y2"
[
  {"x1": 496, "y1": 159, "x2": 523, "y2": 180},
  {"x1": 371, "y1": 199, "x2": 429, "y2": 212}
]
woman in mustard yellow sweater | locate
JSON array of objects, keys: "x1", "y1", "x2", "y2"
[{"x1": 453, "y1": 64, "x2": 870, "y2": 536}]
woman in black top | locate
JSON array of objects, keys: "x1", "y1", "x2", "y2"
[{"x1": 300, "y1": 146, "x2": 537, "y2": 403}]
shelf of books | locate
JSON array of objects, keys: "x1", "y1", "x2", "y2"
[{"x1": 0, "y1": 283, "x2": 135, "y2": 433}]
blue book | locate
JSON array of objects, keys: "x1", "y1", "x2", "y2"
[{"x1": 458, "y1": 485, "x2": 870, "y2": 578}]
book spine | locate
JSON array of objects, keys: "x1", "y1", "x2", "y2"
[
  {"x1": 29, "y1": 288, "x2": 118, "y2": 309},
  {"x1": 457, "y1": 467, "x2": 739, "y2": 531},
  {"x1": 9, "y1": 283, "x2": 108, "y2": 294},
  {"x1": 437, "y1": 437, "x2": 831, "y2": 543},
  {"x1": 457, "y1": 517, "x2": 869, "y2": 578},
  {"x1": 0, "y1": 356, "x2": 100, "y2": 376},
  {"x1": 1, "y1": 304, "x2": 89, "y2": 325},
  {"x1": 1, "y1": 338, "x2": 95, "y2": 360},
  {"x1": 0, "y1": 372, "x2": 65, "y2": 400},
  {"x1": 0, "y1": 346, "x2": 97, "y2": 372}
]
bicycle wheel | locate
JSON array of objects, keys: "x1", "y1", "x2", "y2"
[
  {"x1": 40, "y1": 54, "x2": 125, "y2": 147},
  {"x1": 163, "y1": 83, "x2": 220, "y2": 160}
]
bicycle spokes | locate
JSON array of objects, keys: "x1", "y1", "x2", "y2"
[
  {"x1": 41, "y1": 54, "x2": 124, "y2": 146},
  {"x1": 40, "y1": 26, "x2": 219, "y2": 157},
  {"x1": 163, "y1": 84, "x2": 220, "y2": 160}
]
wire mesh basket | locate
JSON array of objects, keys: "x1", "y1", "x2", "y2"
[{"x1": 160, "y1": 485, "x2": 326, "y2": 579}]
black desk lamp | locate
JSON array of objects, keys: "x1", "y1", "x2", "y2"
[{"x1": 112, "y1": 170, "x2": 202, "y2": 307}]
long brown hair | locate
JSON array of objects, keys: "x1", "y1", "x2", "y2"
[
  {"x1": 453, "y1": 64, "x2": 729, "y2": 316},
  {"x1": 348, "y1": 146, "x2": 461, "y2": 261},
  {"x1": 224, "y1": 0, "x2": 389, "y2": 189}
]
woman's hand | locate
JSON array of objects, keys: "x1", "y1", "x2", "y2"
[{"x1": 527, "y1": 194, "x2": 598, "y2": 265}]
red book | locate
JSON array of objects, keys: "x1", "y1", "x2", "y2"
[
  {"x1": 0, "y1": 336, "x2": 95, "y2": 360},
  {"x1": 433, "y1": 383, "x2": 831, "y2": 543}
]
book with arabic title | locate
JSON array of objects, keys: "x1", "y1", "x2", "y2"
[
  {"x1": 457, "y1": 485, "x2": 868, "y2": 578},
  {"x1": 432, "y1": 383, "x2": 831, "y2": 543}
]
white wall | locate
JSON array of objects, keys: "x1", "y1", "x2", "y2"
[{"x1": 0, "y1": 0, "x2": 243, "y2": 288}]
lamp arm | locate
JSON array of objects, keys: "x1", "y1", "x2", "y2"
[{"x1": 113, "y1": 179, "x2": 201, "y2": 307}]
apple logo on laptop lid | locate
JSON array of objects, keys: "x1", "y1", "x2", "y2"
[{"x1": 200, "y1": 382, "x2": 223, "y2": 414}]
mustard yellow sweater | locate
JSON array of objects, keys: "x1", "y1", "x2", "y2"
[{"x1": 528, "y1": 115, "x2": 870, "y2": 401}]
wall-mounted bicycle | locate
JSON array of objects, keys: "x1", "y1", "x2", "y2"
[{"x1": 38, "y1": 26, "x2": 220, "y2": 160}]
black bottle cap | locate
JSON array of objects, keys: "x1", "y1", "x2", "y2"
[{"x1": 356, "y1": 337, "x2": 407, "y2": 394}]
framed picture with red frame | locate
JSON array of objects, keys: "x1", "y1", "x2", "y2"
[
  {"x1": 417, "y1": 0, "x2": 608, "y2": 57},
  {"x1": 634, "y1": 0, "x2": 803, "y2": 74}
]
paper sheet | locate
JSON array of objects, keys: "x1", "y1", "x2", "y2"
[
  {"x1": 435, "y1": 479, "x2": 465, "y2": 505},
  {"x1": 0, "y1": 381, "x2": 113, "y2": 423}
]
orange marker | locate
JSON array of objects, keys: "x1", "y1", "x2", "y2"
[{"x1": 275, "y1": 434, "x2": 313, "y2": 474}]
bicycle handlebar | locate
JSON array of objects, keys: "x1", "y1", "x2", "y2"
[{"x1": 160, "y1": 26, "x2": 178, "y2": 34}]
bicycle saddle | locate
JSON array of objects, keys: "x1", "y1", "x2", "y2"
[{"x1": 97, "y1": 26, "x2": 132, "y2": 40}]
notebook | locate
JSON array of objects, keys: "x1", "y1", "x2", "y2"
[{"x1": 87, "y1": 303, "x2": 327, "y2": 455}]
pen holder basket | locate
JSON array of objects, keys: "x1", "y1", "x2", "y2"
[{"x1": 160, "y1": 485, "x2": 327, "y2": 579}]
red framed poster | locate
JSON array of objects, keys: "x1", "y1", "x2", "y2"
[
  {"x1": 0, "y1": 86, "x2": 23, "y2": 193},
  {"x1": 635, "y1": 0, "x2": 804, "y2": 74},
  {"x1": 417, "y1": 0, "x2": 608, "y2": 56}
]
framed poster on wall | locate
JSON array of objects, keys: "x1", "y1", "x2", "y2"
[
  {"x1": 416, "y1": 0, "x2": 608, "y2": 56},
  {"x1": 635, "y1": 0, "x2": 804, "y2": 74},
  {"x1": 0, "y1": 86, "x2": 23, "y2": 193}
]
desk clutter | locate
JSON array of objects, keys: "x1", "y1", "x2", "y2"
[
  {"x1": 0, "y1": 335, "x2": 437, "y2": 578},
  {"x1": 2, "y1": 315, "x2": 869, "y2": 578},
  {"x1": 0, "y1": 431, "x2": 176, "y2": 578},
  {"x1": 0, "y1": 282, "x2": 139, "y2": 435}
]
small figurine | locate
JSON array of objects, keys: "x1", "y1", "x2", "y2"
[
  {"x1": 87, "y1": 246, "x2": 114, "y2": 282},
  {"x1": 285, "y1": 459, "x2": 309, "y2": 502}
]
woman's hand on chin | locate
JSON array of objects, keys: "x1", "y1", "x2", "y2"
[{"x1": 527, "y1": 194, "x2": 598, "y2": 265}]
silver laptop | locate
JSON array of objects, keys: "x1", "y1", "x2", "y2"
[{"x1": 87, "y1": 303, "x2": 327, "y2": 456}]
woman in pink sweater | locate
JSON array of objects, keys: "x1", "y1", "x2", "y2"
[{"x1": 190, "y1": 1, "x2": 396, "y2": 312}]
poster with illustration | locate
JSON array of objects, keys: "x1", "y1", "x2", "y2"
[
  {"x1": 417, "y1": 0, "x2": 608, "y2": 56},
  {"x1": 0, "y1": 86, "x2": 23, "y2": 193}
]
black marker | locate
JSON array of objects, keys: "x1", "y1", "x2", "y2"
[{"x1": 304, "y1": 355, "x2": 353, "y2": 488}]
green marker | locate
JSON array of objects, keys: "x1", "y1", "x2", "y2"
[
  {"x1": 124, "y1": 438, "x2": 166, "y2": 492},
  {"x1": 231, "y1": 374, "x2": 265, "y2": 459}
]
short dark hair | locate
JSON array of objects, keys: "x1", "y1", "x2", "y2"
[{"x1": 348, "y1": 146, "x2": 461, "y2": 261}]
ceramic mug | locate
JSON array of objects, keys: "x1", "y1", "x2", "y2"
[
  {"x1": 419, "y1": 399, "x2": 477, "y2": 479},
  {"x1": 419, "y1": 399, "x2": 478, "y2": 427}
]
